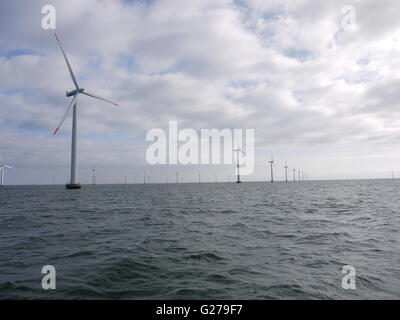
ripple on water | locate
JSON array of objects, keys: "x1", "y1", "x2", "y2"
[{"x1": 0, "y1": 181, "x2": 400, "y2": 299}]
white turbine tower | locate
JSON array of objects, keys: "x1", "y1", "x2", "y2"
[
  {"x1": 269, "y1": 155, "x2": 274, "y2": 182},
  {"x1": 233, "y1": 145, "x2": 245, "y2": 183},
  {"x1": 284, "y1": 162, "x2": 289, "y2": 182},
  {"x1": 0, "y1": 156, "x2": 13, "y2": 186},
  {"x1": 52, "y1": 34, "x2": 119, "y2": 189}
]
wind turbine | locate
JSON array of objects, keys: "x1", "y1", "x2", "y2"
[
  {"x1": 284, "y1": 162, "x2": 289, "y2": 182},
  {"x1": 233, "y1": 145, "x2": 245, "y2": 183},
  {"x1": 298, "y1": 170, "x2": 301, "y2": 182},
  {"x1": 269, "y1": 155, "x2": 274, "y2": 182},
  {"x1": 0, "y1": 156, "x2": 13, "y2": 186},
  {"x1": 92, "y1": 169, "x2": 96, "y2": 185},
  {"x1": 52, "y1": 33, "x2": 119, "y2": 189},
  {"x1": 293, "y1": 168, "x2": 296, "y2": 182}
]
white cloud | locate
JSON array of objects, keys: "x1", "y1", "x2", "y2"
[{"x1": 1, "y1": 0, "x2": 400, "y2": 183}]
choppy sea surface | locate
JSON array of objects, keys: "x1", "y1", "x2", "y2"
[{"x1": 0, "y1": 180, "x2": 399, "y2": 299}]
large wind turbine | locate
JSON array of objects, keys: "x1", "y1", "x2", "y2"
[
  {"x1": 0, "y1": 156, "x2": 13, "y2": 186},
  {"x1": 233, "y1": 145, "x2": 245, "y2": 183},
  {"x1": 52, "y1": 34, "x2": 119, "y2": 189}
]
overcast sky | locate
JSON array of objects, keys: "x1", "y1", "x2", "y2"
[{"x1": 1, "y1": 0, "x2": 400, "y2": 184}]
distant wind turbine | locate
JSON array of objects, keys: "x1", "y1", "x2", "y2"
[
  {"x1": 233, "y1": 145, "x2": 245, "y2": 183},
  {"x1": 52, "y1": 33, "x2": 119, "y2": 190},
  {"x1": 0, "y1": 156, "x2": 13, "y2": 186},
  {"x1": 284, "y1": 162, "x2": 289, "y2": 182},
  {"x1": 293, "y1": 168, "x2": 296, "y2": 182},
  {"x1": 92, "y1": 169, "x2": 96, "y2": 185},
  {"x1": 269, "y1": 155, "x2": 274, "y2": 182}
]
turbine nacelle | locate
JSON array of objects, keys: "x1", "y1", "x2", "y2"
[{"x1": 66, "y1": 88, "x2": 84, "y2": 97}]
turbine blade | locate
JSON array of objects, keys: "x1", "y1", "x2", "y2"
[
  {"x1": 82, "y1": 91, "x2": 119, "y2": 107},
  {"x1": 54, "y1": 33, "x2": 79, "y2": 90},
  {"x1": 53, "y1": 94, "x2": 79, "y2": 135},
  {"x1": 4, "y1": 165, "x2": 13, "y2": 169},
  {"x1": 0, "y1": 155, "x2": 3, "y2": 166}
]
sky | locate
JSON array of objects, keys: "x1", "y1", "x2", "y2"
[{"x1": 1, "y1": 0, "x2": 400, "y2": 184}]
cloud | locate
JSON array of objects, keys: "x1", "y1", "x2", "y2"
[{"x1": 1, "y1": 0, "x2": 400, "y2": 183}]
